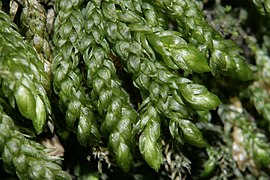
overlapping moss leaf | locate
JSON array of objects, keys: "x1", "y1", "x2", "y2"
[
  {"x1": 0, "y1": 10, "x2": 51, "y2": 134},
  {"x1": 0, "y1": 104, "x2": 71, "y2": 179}
]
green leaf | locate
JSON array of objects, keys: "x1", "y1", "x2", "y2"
[
  {"x1": 171, "y1": 46, "x2": 210, "y2": 73},
  {"x1": 34, "y1": 96, "x2": 46, "y2": 134},
  {"x1": 179, "y1": 79, "x2": 220, "y2": 110},
  {"x1": 232, "y1": 57, "x2": 254, "y2": 81},
  {"x1": 200, "y1": 159, "x2": 216, "y2": 178},
  {"x1": 15, "y1": 84, "x2": 36, "y2": 121},
  {"x1": 178, "y1": 120, "x2": 206, "y2": 147},
  {"x1": 169, "y1": 120, "x2": 184, "y2": 144}
]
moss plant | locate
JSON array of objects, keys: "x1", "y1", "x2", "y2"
[{"x1": 0, "y1": 0, "x2": 270, "y2": 179}]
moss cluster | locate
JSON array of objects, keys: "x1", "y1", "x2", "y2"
[{"x1": 0, "y1": 0, "x2": 270, "y2": 179}]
